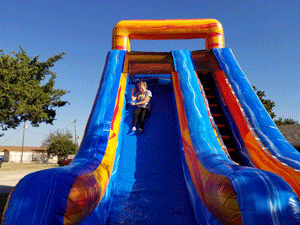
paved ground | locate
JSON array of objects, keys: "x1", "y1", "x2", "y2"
[
  {"x1": 0, "y1": 163, "x2": 58, "y2": 218},
  {"x1": 0, "y1": 163, "x2": 58, "y2": 188}
]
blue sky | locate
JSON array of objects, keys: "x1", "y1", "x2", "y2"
[{"x1": 1, "y1": 0, "x2": 299, "y2": 147}]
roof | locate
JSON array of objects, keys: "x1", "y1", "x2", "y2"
[
  {"x1": 0, "y1": 146, "x2": 47, "y2": 152},
  {"x1": 278, "y1": 124, "x2": 300, "y2": 148}
]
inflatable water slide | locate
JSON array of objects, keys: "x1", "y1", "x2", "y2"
[{"x1": 3, "y1": 19, "x2": 300, "y2": 225}]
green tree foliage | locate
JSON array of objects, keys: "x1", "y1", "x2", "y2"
[
  {"x1": 42, "y1": 129, "x2": 73, "y2": 148},
  {"x1": 0, "y1": 47, "x2": 69, "y2": 135},
  {"x1": 274, "y1": 117, "x2": 298, "y2": 125},
  {"x1": 47, "y1": 138, "x2": 75, "y2": 157},
  {"x1": 252, "y1": 86, "x2": 276, "y2": 119},
  {"x1": 253, "y1": 86, "x2": 298, "y2": 125}
]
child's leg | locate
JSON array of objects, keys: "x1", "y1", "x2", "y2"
[
  {"x1": 139, "y1": 108, "x2": 150, "y2": 130},
  {"x1": 132, "y1": 108, "x2": 142, "y2": 127}
]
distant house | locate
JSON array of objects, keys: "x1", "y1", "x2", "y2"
[
  {"x1": 278, "y1": 124, "x2": 300, "y2": 152},
  {"x1": 0, "y1": 146, "x2": 58, "y2": 164}
]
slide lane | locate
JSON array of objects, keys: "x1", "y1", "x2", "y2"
[
  {"x1": 105, "y1": 75, "x2": 197, "y2": 224},
  {"x1": 213, "y1": 48, "x2": 300, "y2": 197},
  {"x1": 172, "y1": 49, "x2": 300, "y2": 225}
]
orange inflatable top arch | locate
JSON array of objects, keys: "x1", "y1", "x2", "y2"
[{"x1": 112, "y1": 19, "x2": 225, "y2": 51}]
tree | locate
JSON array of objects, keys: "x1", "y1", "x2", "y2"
[
  {"x1": 0, "y1": 47, "x2": 69, "y2": 135},
  {"x1": 274, "y1": 117, "x2": 298, "y2": 125},
  {"x1": 253, "y1": 86, "x2": 299, "y2": 125},
  {"x1": 47, "y1": 139, "x2": 75, "y2": 157},
  {"x1": 42, "y1": 129, "x2": 73, "y2": 148},
  {"x1": 252, "y1": 86, "x2": 276, "y2": 119}
]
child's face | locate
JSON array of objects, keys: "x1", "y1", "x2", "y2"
[{"x1": 138, "y1": 84, "x2": 146, "y2": 93}]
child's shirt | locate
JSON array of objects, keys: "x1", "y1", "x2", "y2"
[{"x1": 136, "y1": 90, "x2": 152, "y2": 110}]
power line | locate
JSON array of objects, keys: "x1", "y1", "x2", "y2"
[
  {"x1": 0, "y1": 127, "x2": 22, "y2": 145},
  {"x1": 26, "y1": 128, "x2": 45, "y2": 136},
  {"x1": 62, "y1": 121, "x2": 74, "y2": 130},
  {"x1": 41, "y1": 121, "x2": 74, "y2": 138}
]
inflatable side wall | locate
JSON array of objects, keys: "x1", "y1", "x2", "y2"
[
  {"x1": 172, "y1": 49, "x2": 300, "y2": 225},
  {"x1": 2, "y1": 50, "x2": 127, "y2": 225},
  {"x1": 213, "y1": 48, "x2": 300, "y2": 197}
]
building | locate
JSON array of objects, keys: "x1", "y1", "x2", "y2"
[
  {"x1": 278, "y1": 124, "x2": 300, "y2": 151},
  {"x1": 0, "y1": 146, "x2": 58, "y2": 164}
]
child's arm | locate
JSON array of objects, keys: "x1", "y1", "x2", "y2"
[
  {"x1": 131, "y1": 88, "x2": 137, "y2": 101},
  {"x1": 135, "y1": 96, "x2": 150, "y2": 105}
]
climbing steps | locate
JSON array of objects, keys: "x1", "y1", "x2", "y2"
[{"x1": 197, "y1": 72, "x2": 242, "y2": 164}]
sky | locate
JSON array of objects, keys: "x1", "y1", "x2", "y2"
[{"x1": 1, "y1": 0, "x2": 299, "y2": 147}]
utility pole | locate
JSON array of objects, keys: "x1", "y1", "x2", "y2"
[
  {"x1": 21, "y1": 121, "x2": 26, "y2": 163},
  {"x1": 74, "y1": 119, "x2": 77, "y2": 154}
]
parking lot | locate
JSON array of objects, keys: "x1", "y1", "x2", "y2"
[{"x1": 0, "y1": 163, "x2": 58, "y2": 218}]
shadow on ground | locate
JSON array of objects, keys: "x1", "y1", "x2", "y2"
[{"x1": 0, "y1": 185, "x2": 13, "y2": 218}]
